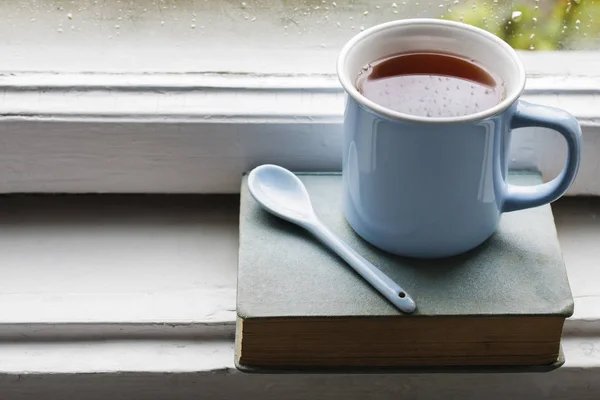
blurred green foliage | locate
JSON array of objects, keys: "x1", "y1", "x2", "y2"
[{"x1": 447, "y1": 0, "x2": 600, "y2": 50}]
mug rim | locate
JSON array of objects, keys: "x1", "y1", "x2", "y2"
[{"x1": 337, "y1": 18, "x2": 527, "y2": 125}]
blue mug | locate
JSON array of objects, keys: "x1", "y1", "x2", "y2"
[{"x1": 337, "y1": 19, "x2": 582, "y2": 259}]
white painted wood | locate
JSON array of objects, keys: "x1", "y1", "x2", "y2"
[
  {"x1": 0, "y1": 60, "x2": 599, "y2": 194},
  {"x1": 0, "y1": 195, "x2": 597, "y2": 332},
  {"x1": 0, "y1": 195, "x2": 238, "y2": 326},
  {"x1": 0, "y1": 197, "x2": 596, "y2": 397},
  {"x1": 0, "y1": 336, "x2": 599, "y2": 400}
]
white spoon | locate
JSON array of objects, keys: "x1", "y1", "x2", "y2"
[{"x1": 247, "y1": 164, "x2": 416, "y2": 314}]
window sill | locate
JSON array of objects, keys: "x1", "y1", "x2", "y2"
[
  {"x1": 0, "y1": 51, "x2": 600, "y2": 194},
  {"x1": 0, "y1": 195, "x2": 599, "y2": 398}
]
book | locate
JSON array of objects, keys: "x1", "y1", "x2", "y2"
[{"x1": 236, "y1": 172, "x2": 573, "y2": 372}]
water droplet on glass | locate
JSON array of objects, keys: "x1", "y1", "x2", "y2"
[
  {"x1": 576, "y1": 19, "x2": 581, "y2": 25},
  {"x1": 191, "y1": 24, "x2": 196, "y2": 29},
  {"x1": 392, "y1": 2, "x2": 398, "y2": 8},
  {"x1": 241, "y1": 2, "x2": 247, "y2": 8},
  {"x1": 57, "y1": 28, "x2": 63, "y2": 33},
  {"x1": 30, "y1": 18, "x2": 36, "y2": 22},
  {"x1": 363, "y1": 11, "x2": 369, "y2": 16},
  {"x1": 67, "y1": 13, "x2": 73, "y2": 20},
  {"x1": 529, "y1": 33, "x2": 535, "y2": 39},
  {"x1": 360, "y1": 26, "x2": 365, "y2": 31},
  {"x1": 529, "y1": 44, "x2": 535, "y2": 50},
  {"x1": 115, "y1": 24, "x2": 120, "y2": 29},
  {"x1": 332, "y1": 2, "x2": 337, "y2": 7},
  {"x1": 532, "y1": 17, "x2": 537, "y2": 23},
  {"x1": 336, "y1": 22, "x2": 341, "y2": 27},
  {"x1": 161, "y1": 21, "x2": 165, "y2": 26},
  {"x1": 251, "y1": 17, "x2": 256, "y2": 22},
  {"x1": 511, "y1": 11, "x2": 522, "y2": 22}
]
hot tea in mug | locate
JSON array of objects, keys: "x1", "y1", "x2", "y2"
[
  {"x1": 356, "y1": 52, "x2": 504, "y2": 118},
  {"x1": 337, "y1": 19, "x2": 581, "y2": 258}
]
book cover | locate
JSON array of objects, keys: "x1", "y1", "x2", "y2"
[{"x1": 236, "y1": 172, "x2": 573, "y2": 372}]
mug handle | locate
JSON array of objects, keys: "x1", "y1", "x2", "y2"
[{"x1": 502, "y1": 100, "x2": 582, "y2": 213}]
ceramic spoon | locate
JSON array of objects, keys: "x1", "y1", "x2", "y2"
[{"x1": 247, "y1": 164, "x2": 416, "y2": 314}]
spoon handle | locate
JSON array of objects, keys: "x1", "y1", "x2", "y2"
[{"x1": 307, "y1": 220, "x2": 416, "y2": 314}]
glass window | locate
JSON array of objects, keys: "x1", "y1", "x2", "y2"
[{"x1": 0, "y1": 1, "x2": 597, "y2": 75}]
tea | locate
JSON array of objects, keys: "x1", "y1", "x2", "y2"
[{"x1": 356, "y1": 52, "x2": 503, "y2": 118}]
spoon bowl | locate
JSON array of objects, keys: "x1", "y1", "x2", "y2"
[{"x1": 248, "y1": 165, "x2": 316, "y2": 226}]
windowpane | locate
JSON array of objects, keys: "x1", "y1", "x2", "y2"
[{"x1": 0, "y1": 1, "x2": 597, "y2": 73}]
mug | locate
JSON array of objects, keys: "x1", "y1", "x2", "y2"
[{"x1": 337, "y1": 19, "x2": 582, "y2": 259}]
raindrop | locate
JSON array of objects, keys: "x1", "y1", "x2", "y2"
[
  {"x1": 30, "y1": 18, "x2": 36, "y2": 22},
  {"x1": 191, "y1": 24, "x2": 196, "y2": 29},
  {"x1": 363, "y1": 11, "x2": 369, "y2": 16},
  {"x1": 161, "y1": 21, "x2": 165, "y2": 26},
  {"x1": 115, "y1": 24, "x2": 120, "y2": 29},
  {"x1": 576, "y1": 19, "x2": 581, "y2": 25},
  {"x1": 529, "y1": 33, "x2": 535, "y2": 39},
  {"x1": 532, "y1": 17, "x2": 537, "y2": 23},
  {"x1": 336, "y1": 22, "x2": 341, "y2": 27},
  {"x1": 392, "y1": 2, "x2": 397, "y2": 8},
  {"x1": 241, "y1": 2, "x2": 247, "y2": 8},
  {"x1": 251, "y1": 17, "x2": 256, "y2": 22},
  {"x1": 511, "y1": 11, "x2": 522, "y2": 22},
  {"x1": 529, "y1": 44, "x2": 535, "y2": 50},
  {"x1": 332, "y1": 2, "x2": 337, "y2": 7},
  {"x1": 57, "y1": 28, "x2": 63, "y2": 33},
  {"x1": 360, "y1": 26, "x2": 365, "y2": 31},
  {"x1": 67, "y1": 13, "x2": 73, "y2": 20}
]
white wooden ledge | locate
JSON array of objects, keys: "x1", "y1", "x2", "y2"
[{"x1": 0, "y1": 195, "x2": 599, "y2": 399}]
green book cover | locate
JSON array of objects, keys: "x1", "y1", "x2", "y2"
[{"x1": 236, "y1": 172, "x2": 573, "y2": 373}]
